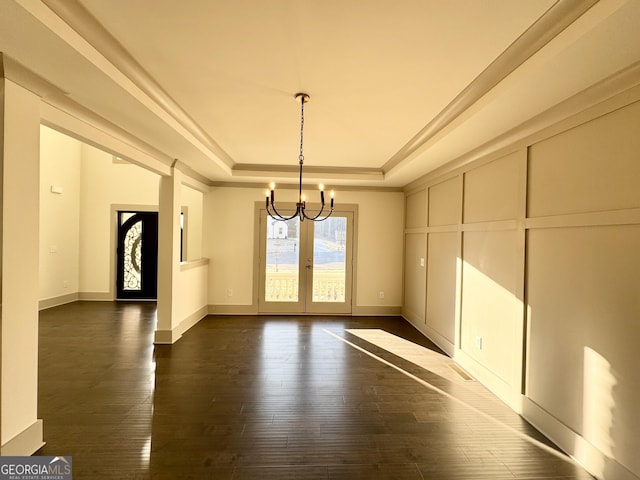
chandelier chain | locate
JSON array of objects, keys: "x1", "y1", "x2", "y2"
[{"x1": 299, "y1": 97, "x2": 305, "y2": 164}]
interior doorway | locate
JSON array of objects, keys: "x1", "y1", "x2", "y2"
[
  {"x1": 258, "y1": 208, "x2": 354, "y2": 314},
  {"x1": 116, "y1": 211, "x2": 159, "y2": 299}
]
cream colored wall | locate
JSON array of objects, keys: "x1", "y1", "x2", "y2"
[
  {"x1": 79, "y1": 144, "x2": 159, "y2": 296},
  {"x1": 341, "y1": 190, "x2": 404, "y2": 308},
  {"x1": 204, "y1": 187, "x2": 257, "y2": 307},
  {"x1": 524, "y1": 100, "x2": 640, "y2": 479},
  {"x1": 39, "y1": 126, "x2": 81, "y2": 302},
  {"x1": 403, "y1": 95, "x2": 640, "y2": 480},
  {"x1": 203, "y1": 187, "x2": 404, "y2": 310},
  {"x1": 181, "y1": 184, "x2": 203, "y2": 261}
]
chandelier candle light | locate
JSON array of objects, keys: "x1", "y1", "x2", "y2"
[{"x1": 265, "y1": 93, "x2": 334, "y2": 222}]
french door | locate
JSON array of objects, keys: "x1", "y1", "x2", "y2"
[
  {"x1": 116, "y1": 211, "x2": 158, "y2": 299},
  {"x1": 258, "y1": 208, "x2": 354, "y2": 314}
]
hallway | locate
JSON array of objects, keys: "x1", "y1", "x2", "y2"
[{"x1": 37, "y1": 302, "x2": 593, "y2": 479}]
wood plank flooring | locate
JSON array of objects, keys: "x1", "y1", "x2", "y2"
[{"x1": 37, "y1": 302, "x2": 594, "y2": 479}]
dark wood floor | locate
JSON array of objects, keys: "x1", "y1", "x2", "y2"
[{"x1": 37, "y1": 302, "x2": 594, "y2": 479}]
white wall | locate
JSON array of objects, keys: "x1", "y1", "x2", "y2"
[
  {"x1": 402, "y1": 91, "x2": 640, "y2": 480},
  {"x1": 203, "y1": 186, "x2": 404, "y2": 312},
  {"x1": 1, "y1": 79, "x2": 42, "y2": 454},
  {"x1": 39, "y1": 126, "x2": 81, "y2": 304},
  {"x1": 79, "y1": 144, "x2": 159, "y2": 296}
]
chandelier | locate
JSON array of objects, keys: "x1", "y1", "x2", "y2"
[{"x1": 266, "y1": 93, "x2": 334, "y2": 222}]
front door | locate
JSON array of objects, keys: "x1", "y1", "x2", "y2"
[
  {"x1": 116, "y1": 211, "x2": 159, "y2": 299},
  {"x1": 258, "y1": 208, "x2": 354, "y2": 314}
]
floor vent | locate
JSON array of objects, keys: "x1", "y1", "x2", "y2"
[{"x1": 448, "y1": 363, "x2": 475, "y2": 381}]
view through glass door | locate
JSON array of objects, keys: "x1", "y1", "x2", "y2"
[{"x1": 258, "y1": 209, "x2": 353, "y2": 314}]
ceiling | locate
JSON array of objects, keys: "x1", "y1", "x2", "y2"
[{"x1": 1, "y1": 0, "x2": 639, "y2": 188}]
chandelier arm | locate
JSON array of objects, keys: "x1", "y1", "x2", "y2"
[
  {"x1": 302, "y1": 203, "x2": 334, "y2": 221},
  {"x1": 267, "y1": 202, "x2": 300, "y2": 221}
]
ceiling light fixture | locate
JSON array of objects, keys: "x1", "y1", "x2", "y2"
[{"x1": 266, "y1": 93, "x2": 334, "y2": 222}]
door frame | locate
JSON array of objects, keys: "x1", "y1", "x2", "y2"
[
  {"x1": 116, "y1": 210, "x2": 159, "y2": 299},
  {"x1": 254, "y1": 202, "x2": 358, "y2": 314},
  {"x1": 109, "y1": 204, "x2": 157, "y2": 300}
]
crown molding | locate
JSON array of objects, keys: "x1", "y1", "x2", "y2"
[
  {"x1": 210, "y1": 181, "x2": 403, "y2": 193},
  {"x1": 0, "y1": 52, "x2": 66, "y2": 98},
  {"x1": 383, "y1": 0, "x2": 599, "y2": 176},
  {"x1": 232, "y1": 163, "x2": 385, "y2": 181},
  {"x1": 403, "y1": 60, "x2": 640, "y2": 193},
  {"x1": 31, "y1": 0, "x2": 234, "y2": 174}
]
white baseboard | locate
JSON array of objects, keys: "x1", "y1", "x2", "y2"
[
  {"x1": 208, "y1": 304, "x2": 401, "y2": 316},
  {"x1": 78, "y1": 292, "x2": 114, "y2": 301},
  {"x1": 208, "y1": 304, "x2": 258, "y2": 315},
  {"x1": 351, "y1": 305, "x2": 401, "y2": 316},
  {"x1": 154, "y1": 306, "x2": 208, "y2": 345},
  {"x1": 38, "y1": 293, "x2": 79, "y2": 310},
  {"x1": 1, "y1": 419, "x2": 44, "y2": 456},
  {"x1": 522, "y1": 397, "x2": 640, "y2": 480}
]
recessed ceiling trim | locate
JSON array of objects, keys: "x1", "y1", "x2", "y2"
[
  {"x1": 32, "y1": 0, "x2": 234, "y2": 173},
  {"x1": 232, "y1": 163, "x2": 384, "y2": 181},
  {"x1": 382, "y1": 0, "x2": 599, "y2": 176},
  {"x1": 41, "y1": 95, "x2": 175, "y2": 177},
  {"x1": 0, "y1": 52, "x2": 67, "y2": 98},
  {"x1": 403, "y1": 60, "x2": 640, "y2": 193},
  {"x1": 209, "y1": 181, "x2": 402, "y2": 193}
]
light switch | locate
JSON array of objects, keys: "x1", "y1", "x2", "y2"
[{"x1": 420, "y1": 257, "x2": 425, "y2": 267}]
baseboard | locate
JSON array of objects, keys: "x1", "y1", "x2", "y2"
[
  {"x1": 154, "y1": 306, "x2": 208, "y2": 345},
  {"x1": 38, "y1": 293, "x2": 79, "y2": 310},
  {"x1": 208, "y1": 304, "x2": 401, "y2": 316},
  {"x1": 351, "y1": 305, "x2": 401, "y2": 316},
  {"x1": 455, "y1": 349, "x2": 523, "y2": 412},
  {"x1": 522, "y1": 397, "x2": 640, "y2": 480},
  {"x1": 208, "y1": 304, "x2": 258, "y2": 315},
  {"x1": 78, "y1": 292, "x2": 114, "y2": 301},
  {"x1": 1, "y1": 419, "x2": 44, "y2": 456}
]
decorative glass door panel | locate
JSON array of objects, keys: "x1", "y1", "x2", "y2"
[
  {"x1": 116, "y1": 211, "x2": 158, "y2": 300},
  {"x1": 259, "y1": 208, "x2": 352, "y2": 314},
  {"x1": 123, "y1": 219, "x2": 143, "y2": 291}
]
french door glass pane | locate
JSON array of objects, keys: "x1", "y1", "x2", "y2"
[
  {"x1": 265, "y1": 218, "x2": 300, "y2": 302},
  {"x1": 312, "y1": 217, "x2": 347, "y2": 302}
]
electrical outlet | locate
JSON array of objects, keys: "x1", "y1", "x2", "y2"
[
  {"x1": 379, "y1": 291, "x2": 385, "y2": 299},
  {"x1": 62, "y1": 280, "x2": 68, "y2": 289},
  {"x1": 227, "y1": 289, "x2": 233, "y2": 297}
]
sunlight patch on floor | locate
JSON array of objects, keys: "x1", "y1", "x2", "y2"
[
  {"x1": 344, "y1": 328, "x2": 470, "y2": 383},
  {"x1": 325, "y1": 328, "x2": 578, "y2": 465}
]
